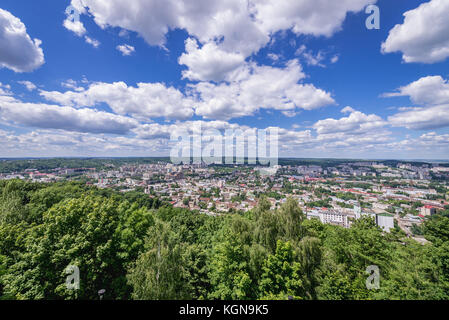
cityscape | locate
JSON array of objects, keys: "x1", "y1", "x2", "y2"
[
  {"x1": 1, "y1": 0, "x2": 449, "y2": 307},
  {"x1": 2, "y1": 158, "x2": 448, "y2": 240}
]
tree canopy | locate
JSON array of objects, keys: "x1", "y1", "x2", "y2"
[{"x1": 1, "y1": 180, "x2": 448, "y2": 300}]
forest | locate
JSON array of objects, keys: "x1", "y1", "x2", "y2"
[{"x1": 0, "y1": 179, "x2": 448, "y2": 300}]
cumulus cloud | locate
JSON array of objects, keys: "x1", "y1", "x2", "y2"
[
  {"x1": 18, "y1": 80, "x2": 37, "y2": 91},
  {"x1": 0, "y1": 8, "x2": 44, "y2": 72},
  {"x1": 63, "y1": 19, "x2": 86, "y2": 37},
  {"x1": 0, "y1": 128, "x2": 174, "y2": 157},
  {"x1": 341, "y1": 106, "x2": 356, "y2": 114},
  {"x1": 0, "y1": 82, "x2": 11, "y2": 95},
  {"x1": 387, "y1": 132, "x2": 449, "y2": 158},
  {"x1": 384, "y1": 76, "x2": 449, "y2": 130},
  {"x1": 179, "y1": 38, "x2": 245, "y2": 82},
  {"x1": 63, "y1": 3, "x2": 101, "y2": 49},
  {"x1": 69, "y1": 0, "x2": 266, "y2": 54},
  {"x1": 383, "y1": 76, "x2": 449, "y2": 105},
  {"x1": 116, "y1": 44, "x2": 135, "y2": 56},
  {"x1": 67, "y1": 0, "x2": 375, "y2": 72},
  {"x1": 39, "y1": 81, "x2": 196, "y2": 120},
  {"x1": 134, "y1": 120, "x2": 249, "y2": 140},
  {"x1": 388, "y1": 104, "x2": 449, "y2": 130},
  {"x1": 382, "y1": 0, "x2": 449, "y2": 63},
  {"x1": 63, "y1": 0, "x2": 87, "y2": 36},
  {"x1": 419, "y1": 132, "x2": 449, "y2": 146},
  {"x1": 135, "y1": 120, "x2": 317, "y2": 157},
  {"x1": 295, "y1": 45, "x2": 329, "y2": 67},
  {"x1": 193, "y1": 60, "x2": 335, "y2": 120},
  {"x1": 1, "y1": 124, "x2": 444, "y2": 159},
  {"x1": 302, "y1": 51, "x2": 326, "y2": 67},
  {"x1": 295, "y1": 45, "x2": 340, "y2": 68},
  {"x1": 39, "y1": 61, "x2": 334, "y2": 121},
  {"x1": 313, "y1": 107, "x2": 387, "y2": 135},
  {"x1": 311, "y1": 109, "x2": 392, "y2": 154},
  {"x1": 0, "y1": 120, "x2": 317, "y2": 157},
  {"x1": 61, "y1": 79, "x2": 86, "y2": 91},
  {"x1": 278, "y1": 107, "x2": 393, "y2": 155},
  {"x1": 0, "y1": 97, "x2": 138, "y2": 134},
  {"x1": 254, "y1": 0, "x2": 377, "y2": 38},
  {"x1": 84, "y1": 36, "x2": 100, "y2": 48}
]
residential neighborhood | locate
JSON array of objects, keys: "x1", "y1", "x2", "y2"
[{"x1": 2, "y1": 159, "x2": 448, "y2": 240}]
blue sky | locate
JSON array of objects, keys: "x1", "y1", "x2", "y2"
[{"x1": 0, "y1": 0, "x2": 449, "y2": 159}]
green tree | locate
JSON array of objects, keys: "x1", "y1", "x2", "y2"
[
  {"x1": 2, "y1": 194, "x2": 153, "y2": 299},
  {"x1": 259, "y1": 240, "x2": 303, "y2": 299},
  {"x1": 128, "y1": 222, "x2": 191, "y2": 300},
  {"x1": 208, "y1": 234, "x2": 253, "y2": 300}
]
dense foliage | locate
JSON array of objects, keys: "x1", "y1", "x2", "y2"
[{"x1": 0, "y1": 180, "x2": 448, "y2": 300}]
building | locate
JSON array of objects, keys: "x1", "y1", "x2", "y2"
[
  {"x1": 307, "y1": 209, "x2": 353, "y2": 228},
  {"x1": 376, "y1": 214, "x2": 395, "y2": 233},
  {"x1": 420, "y1": 205, "x2": 437, "y2": 217},
  {"x1": 354, "y1": 206, "x2": 394, "y2": 233}
]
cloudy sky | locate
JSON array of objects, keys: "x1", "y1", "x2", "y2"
[{"x1": 0, "y1": 0, "x2": 449, "y2": 159}]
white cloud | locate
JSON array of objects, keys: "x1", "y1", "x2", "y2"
[
  {"x1": 18, "y1": 80, "x2": 37, "y2": 91},
  {"x1": 302, "y1": 50, "x2": 325, "y2": 67},
  {"x1": 341, "y1": 106, "x2": 356, "y2": 113},
  {"x1": 316, "y1": 130, "x2": 392, "y2": 148},
  {"x1": 69, "y1": 0, "x2": 375, "y2": 69},
  {"x1": 295, "y1": 45, "x2": 337, "y2": 67},
  {"x1": 0, "y1": 120, "x2": 313, "y2": 157},
  {"x1": 39, "y1": 61, "x2": 334, "y2": 122},
  {"x1": 384, "y1": 76, "x2": 449, "y2": 130},
  {"x1": 388, "y1": 104, "x2": 449, "y2": 130},
  {"x1": 254, "y1": 0, "x2": 377, "y2": 38},
  {"x1": 193, "y1": 60, "x2": 335, "y2": 120},
  {"x1": 134, "y1": 120, "x2": 248, "y2": 140},
  {"x1": 278, "y1": 108, "x2": 393, "y2": 154},
  {"x1": 0, "y1": 97, "x2": 138, "y2": 134},
  {"x1": 0, "y1": 8, "x2": 44, "y2": 72},
  {"x1": 0, "y1": 129, "x2": 172, "y2": 157},
  {"x1": 63, "y1": 19, "x2": 86, "y2": 37},
  {"x1": 313, "y1": 107, "x2": 387, "y2": 135},
  {"x1": 84, "y1": 36, "x2": 100, "y2": 48},
  {"x1": 116, "y1": 44, "x2": 135, "y2": 56},
  {"x1": 135, "y1": 120, "x2": 318, "y2": 156},
  {"x1": 282, "y1": 110, "x2": 299, "y2": 118},
  {"x1": 61, "y1": 79, "x2": 85, "y2": 91},
  {"x1": 384, "y1": 76, "x2": 449, "y2": 105},
  {"x1": 0, "y1": 82, "x2": 12, "y2": 96},
  {"x1": 310, "y1": 108, "x2": 393, "y2": 154},
  {"x1": 71, "y1": 0, "x2": 267, "y2": 55},
  {"x1": 179, "y1": 38, "x2": 245, "y2": 82},
  {"x1": 267, "y1": 53, "x2": 281, "y2": 62},
  {"x1": 40, "y1": 81, "x2": 195, "y2": 121},
  {"x1": 63, "y1": 0, "x2": 87, "y2": 36},
  {"x1": 418, "y1": 132, "x2": 449, "y2": 146},
  {"x1": 388, "y1": 132, "x2": 449, "y2": 158},
  {"x1": 382, "y1": 0, "x2": 449, "y2": 63}
]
